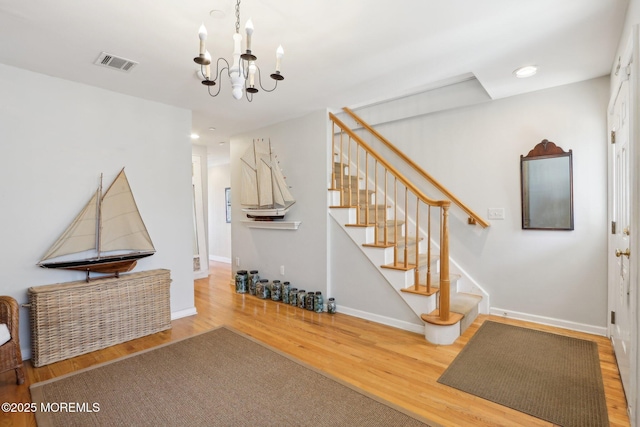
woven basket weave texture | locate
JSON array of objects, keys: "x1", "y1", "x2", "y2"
[{"x1": 28, "y1": 269, "x2": 171, "y2": 367}]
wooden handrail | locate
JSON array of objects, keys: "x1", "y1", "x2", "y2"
[
  {"x1": 342, "y1": 107, "x2": 490, "y2": 228},
  {"x1": 330, "y1": 113, "x2": 448, "y2": 209}
]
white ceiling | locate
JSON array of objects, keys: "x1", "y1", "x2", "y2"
[{"x1": 0, "y1": 0, "x2": 629, "y2": 163}]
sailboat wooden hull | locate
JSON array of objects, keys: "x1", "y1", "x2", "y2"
[
  {"x1": 242, "y1": 202, "x2": 294, "y2": 220},
  {"x1": 38, "y1": 252, "x2": 154, "y2": 274}
]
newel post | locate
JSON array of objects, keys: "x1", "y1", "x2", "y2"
[{"x1": 439, "y1": 204, "x2": 451, "y2": 322}]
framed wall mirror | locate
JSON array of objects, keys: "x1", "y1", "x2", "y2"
[{"x1": 520, "y1": 139, "x2": 574, "y2": 230}]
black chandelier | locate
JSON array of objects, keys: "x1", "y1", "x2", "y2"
[{"x1": 193, "y1": 0, "x2": 284, "y2": 102}]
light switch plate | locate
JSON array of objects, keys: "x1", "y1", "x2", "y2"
[{"x1": 488, "y1": 208, "x2": 505, "y2": 220}]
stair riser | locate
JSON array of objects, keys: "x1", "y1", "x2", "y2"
[
  {"x1": 402, "y1": 292, "x2": 437, "y2": 317},
  {"x1": 394, "y1": 241, "x2": 426, "y2": 264},
  {"x1": 334, "y1": 175, "x2": 359, "y2": 188},
  {"x1": 340, "y1": 189, "x2": 375, "y2": 205},
  {"x1": 328, "y1": 203, "x2": 356, "y2": 224},
  {"x1": 357, "y1": 205, "x2": 388, "y2": 221},
  {"x1": 375, "y1": 224, "x2": 403, "y2": 241},
  {"x1": 459, "y1": 304, "x2": 479, "y2": 335}
]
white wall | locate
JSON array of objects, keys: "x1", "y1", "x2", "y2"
[
  {"x1": 334, "y1": 77, "x2": 610, "y2": 331},
  {"x1": 0, "y1": 63, "x2": 195, "y2": 358},
  {"x1": 208, "y1": 162, "x2": 231, "y2": 262},
  {"x1": 230, "y1": 110, "x2": 330, "y2": 296}
]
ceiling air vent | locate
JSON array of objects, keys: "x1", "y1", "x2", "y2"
[{"x1": 94, "y1": 52, "x2": 138, "y2": 73}]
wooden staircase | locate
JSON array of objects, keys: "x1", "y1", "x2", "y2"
[{"x1": 329, "y1": 109, "x2": 488, "y2": 345}]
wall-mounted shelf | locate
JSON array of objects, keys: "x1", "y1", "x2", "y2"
[{"x1": 241, "y1": 220, "x2": 302, "y2": 230}]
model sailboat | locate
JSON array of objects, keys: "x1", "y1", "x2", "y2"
[
  {"x1": 241, "y1": 139, "x2": 295, "y2": 219},
  {"x1": 38, "y1": 168, "x2": 155, "y2": 280}
]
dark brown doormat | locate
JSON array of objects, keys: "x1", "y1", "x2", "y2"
[
  {"x1": 438, "y1": 321, "x2": 609, "y2": 427},
  {"x1": 31, "y1": 326, "x2": 437, "y2": 427}
]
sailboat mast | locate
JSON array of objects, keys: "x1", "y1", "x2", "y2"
[
  {"x1": 253, "y1": 139, "x2": 262, "y2": 207},
  {"x1": 269, "y1": 139, "x2": 275, "y2": 209},
  {"x1": 96, "y1": 173, "x2": 103, "y2": 260}
]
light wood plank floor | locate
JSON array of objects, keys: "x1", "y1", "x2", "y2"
[{"x1": 0, "y1": 261, "x2": 630, "y2": 426}]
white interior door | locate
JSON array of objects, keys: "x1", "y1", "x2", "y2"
[
  {"x1": 610, "y1": 74, "x2": 631, "y2": 392},
  {"x1": 608, "y1": 32, "x2": 637, "y2": 422}
]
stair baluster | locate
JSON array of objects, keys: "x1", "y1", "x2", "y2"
[
  {"x1": 426, "y1": 206, "x2": 432, "y2": 294},
  {"x1": 374, "y1": 159, "x2": 379, "y2": 242},
  {"x1": 414, "y1": 201, "x2": 420, "y2": 291}
]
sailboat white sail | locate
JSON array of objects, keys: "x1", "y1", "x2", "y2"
[
  {"x1": 240, "y1": 139, "x2": 295, "y2": 219},
  {"x1": 38, "y1": 169, "x2": 155, "y2": 278}
]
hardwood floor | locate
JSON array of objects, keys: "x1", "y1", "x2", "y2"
[{"x1": 0, "y1": 261, "x2": 630, "y2": 426}]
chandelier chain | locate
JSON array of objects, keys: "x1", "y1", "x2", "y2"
[{"x1": 235, "y1": 0, "x2": 241, "y2": 34}]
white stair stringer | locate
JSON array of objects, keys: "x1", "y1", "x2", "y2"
[
  {"x1": 330, "y1": 208, "x2": 438, "y2": 317},
  {"x1": 329, "y1": 207, "x2": 455, "y2": 342}
]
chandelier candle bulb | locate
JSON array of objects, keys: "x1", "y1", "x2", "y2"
[
  {"x1": 198, "y1": 24, "x2": 207, "y2": 56},
  {"x1": 249, "y1": 61, "x2": 256, "y2": 86},
  {"x1": 275, "y1": 45, "x2": 284, "y2": 72},
  {"x1": 245, "y1": 18, "x2": 253, "y2": 53},
  {"x1": 204, "y1": 51, "x2": 211, "y2": 79}
]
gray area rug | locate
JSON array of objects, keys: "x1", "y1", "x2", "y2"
[
  {"x1": 31, "y1": 326, "x2": 435, "y2": 427},
  {"x1": 438, "y1": 321, "x2": 609, "y2": 427}
]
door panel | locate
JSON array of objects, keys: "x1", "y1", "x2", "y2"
[{"x1": 609, "y1": 67, "x2": 632, "y2": 408}]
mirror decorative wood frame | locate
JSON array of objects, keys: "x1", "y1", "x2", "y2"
[{"x1": 520, "y1": 139, "x2": 574, "y2": 230}]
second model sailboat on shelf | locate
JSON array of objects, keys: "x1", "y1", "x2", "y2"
[{"x1": 240, "y1": 139, "x2": 295, "y2": 220}]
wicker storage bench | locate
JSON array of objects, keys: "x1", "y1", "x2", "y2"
[{"x1": 28, "y1": 269, "x2": 171, "y2": 367}]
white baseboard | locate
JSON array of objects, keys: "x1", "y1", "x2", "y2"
[
  {"x1": 171, "y1": 307, "x2": 198, "y2": 320},
  {"x1": 194, "y1": 271, "x2": 208, "y2": 280},
  {"x1": 337, "y1": 305, "x2": 424, "y2": 335},
  {"x1": 210, "y1": 255, "x2": 231, "y2": 263},
  {"x1": 490, "y1": 307, "x2": 608, "y2": 337}
]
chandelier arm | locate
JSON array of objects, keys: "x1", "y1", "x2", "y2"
[
  {"x1": 203, "y1": 59, "x2": 233, "y2": 98},
  {"x1": 207, "y1": 80, "x2": 223, "y2": 97},
  {"x1": 255, "y1": 66, "x2": 279, "y2": 93},
  {"x1": 240, "y1": 59, "x2": 248, "y2": 79},
  {"x1": 217, "y1": 57, "x2": 233, "y2": 79}
]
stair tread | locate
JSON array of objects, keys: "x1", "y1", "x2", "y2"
[
  {"x1": 421, "y1": 310, "x2": 464, "y2": 326},
  {"x1": 382, "y1": 253, "x2": 439, "y2": 271},
  {"x1": 400, "y1": 273, "x2": 466, "y2": 296},
  {"x1": 376, "y1": 219, "x2": 405, "y2": 225},
  {"x1": 400, "y1": 285, "x2": 438, "y2": 296},
  {"x1": 365, "y1": 236, "x2": 422, "y2": 248},
  {"x1": 449, "y1": 293, "x2": 482, "y2": 315},
  {"x1": 416, "y1": 273, "x2": 461, "y2": 286},
  {"x1": 358, "y1": 204, "x2": 389, "y2": 209}
]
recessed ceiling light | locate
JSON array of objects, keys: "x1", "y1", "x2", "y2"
[
  {"x1": 513, "y1": 65, "x2": 538, "y2": 78},
  {"x1": 190, "y1": 133, "x2": 200, "y2": 140},
  {"x1": 209, "y1": 127, "x2": 216, "y2": 131},
  {"x1": 210, "y1": 9, "x2": 225, "y2": 19},
  {"x1": 219, "y1": 141, "x2": 226, "y2": 145}
]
